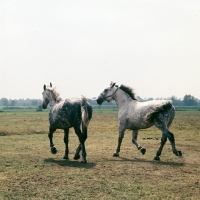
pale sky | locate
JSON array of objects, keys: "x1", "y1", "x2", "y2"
[{"x1": 1, "y1": 0, "x2": 200, "y2": 100}]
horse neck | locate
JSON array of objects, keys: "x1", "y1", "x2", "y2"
[
  {"x1": 48, "y1": 91, "x2": 62, "y2": 107},
  {"x1": 113, "y1": 89, "x2": 132, "y2": 108}
]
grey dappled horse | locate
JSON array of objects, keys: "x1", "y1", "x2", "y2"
[
  {"x1": 42, "y1": 83, "x2": 92, "y2": 163},
  {"x1": 97, "y1": 81, "x2": 182, "y2": 160}
]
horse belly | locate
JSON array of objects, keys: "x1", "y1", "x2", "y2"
[
  {"x1": 55, "y1": 120, "x2": 71, "y2": 129},
  {"x1": 127, "y1": 115, "x2": 154, "y2": 130},
  {"x1": 49, "y1": 113, "x2": 71, "y2": 129}
]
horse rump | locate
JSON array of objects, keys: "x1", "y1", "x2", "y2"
[{"x1": 146, "y1": 101, "x2": 173, "y2": 123}]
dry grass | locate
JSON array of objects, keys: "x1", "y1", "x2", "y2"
[{"x1": 0, "y1": 110, "x2": 200, "y2": 199}]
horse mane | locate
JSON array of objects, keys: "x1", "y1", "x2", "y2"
[
  {"x1": 47, "y1": 86, "x2": 62, "y2": 102},
  {"x1": 119, "y1": 84, "x2": 137, "y2": 100}
]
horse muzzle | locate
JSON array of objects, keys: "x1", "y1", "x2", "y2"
[
  {"x1": 96, "y1": 95, "x2": 104, "y2": 105},
  {"x1": 42, "y1": 103, "x2": 47, "y2": 109}
]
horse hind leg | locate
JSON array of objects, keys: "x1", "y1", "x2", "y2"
[
  {"x1": 74, "y1": 124, "x2": 88, "y2": 160},
  {"x1": 74, "y1": 144, "x2": 81, "y2": 160},
  {"x1": 74, "y1": 126, "x2": 87, "y2": 163},
  {"x1": 167, "y1": 130, "x2": 182, "y2": 157},
  {"x1": 154, "y1": 133, "x2": 167, "y2": 160},
  {"x1": 166, "y1": 106, "x2": 182, "y2": 157},
  {"x1": 154, "y1": 114, "x2": 182, "y2": 160},
  {"x1": 132, "y1": 130, "x2": 146, "y2": 155}
]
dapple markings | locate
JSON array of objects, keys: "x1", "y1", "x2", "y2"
[
  {"x1": 97, "y1": 81, "x2": 182, "y2": 161},
  {"x1": 42, "y1": 83, "x2": 92, "y2": 163}
]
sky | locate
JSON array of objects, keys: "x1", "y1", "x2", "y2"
[{"x1": 1, "y1": 0, "x2": 200, "y2": 100}]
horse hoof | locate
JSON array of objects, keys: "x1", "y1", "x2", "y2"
[
  {"x1": 73, "y1": 154, "x2": 80, "y2": 160},
  {"x1": 154, "y1": 156, "x2": 160, "y2": 161},
  {"x1": 81, "y1": 159, "x2": 87, "y2": 164},
  {"x1": 113, "y1": 152, "x2": 119, "y2": 157},
  {"x1": 141, "y1": 148, "x2": 146, "y2": 155},
  {"x1": 63, "y1": 155, "x2": 68, "y2": 160},
  {"x1": 176, "y1": 151, "x2": 183, "y2": 158},
  {"x1": 51, "y1": 147, "x2": 57, "y2": 154}
]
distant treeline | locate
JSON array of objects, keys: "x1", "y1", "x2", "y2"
[
  {"x1": 0, "y1": 94, "x2": 199, "y2": 107},
  {"x1": 0, "y1": 98, "x2": 42, "y2": 107},
  {"x1": 139, "y1": 94, "x2": 200, "y2": 106}
]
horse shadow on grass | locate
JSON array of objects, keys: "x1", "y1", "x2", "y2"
[
  {"x1": 44, "y1": 158, "x2": 96, "y2": 169},
  {"x1": 108, "y1": 156, "x2": 185, "y2": 167}
]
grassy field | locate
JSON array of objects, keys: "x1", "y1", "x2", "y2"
[{"x1": 0, "y1": 109, "x2": 200, "y2": 199}]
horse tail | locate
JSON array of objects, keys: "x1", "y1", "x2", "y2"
[{"x1": 81, "y1": 96, "x2": 93, "y2": 127}]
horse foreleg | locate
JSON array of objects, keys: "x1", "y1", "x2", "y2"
[
  {"x1": 132, "y1": 130, "x2": 146, "y2": 155},
  {"x1": 113, "y1": 130, "x2": 125, "y2": 157},
  {"x1": 63, "y1": 128, "x2": 69, "y2": 159},
  {"x1": 48, "y1": 127, "x2": 57, "y2": 154},
  {"x1": 74, "y1": 126, "x2": 87, "y2": 163}
]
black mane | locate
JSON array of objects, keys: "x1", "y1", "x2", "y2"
[{"x1": 119, "y1": 84, "x2": 137, "y2": 100}]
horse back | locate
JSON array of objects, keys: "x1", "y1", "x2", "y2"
[
  {"x1": 120, "y1": 100, "x2": 174, "y2": 130},
  {"x1": 49, "y1": 99, "x2": 82, "y2": 129}
]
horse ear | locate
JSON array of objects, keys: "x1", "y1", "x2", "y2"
[
  {"x1": 43, "y1": 84, "x2": 46, "y2": 90},
  {"x1": 110, "y1": 81, "x2": 116, "y2": 88},
  {"x1": 50, "y1": 83, "x2": 52, "y2": 87}
]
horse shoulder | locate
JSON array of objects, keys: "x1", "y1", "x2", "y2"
[
  {"x1": 126, "y1": 102, "x2": 152, "y2": 127},
  {"x1": 50, "y1": 101, "x2": 68, "y2": 121}
]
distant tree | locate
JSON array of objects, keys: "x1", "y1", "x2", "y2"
[
  {"x1": 1, "y1": 98, "x2": 9, "y2": 106},
  {"x1": 170, "y1": 96, "x2": 183, "y2": 106},
  {"x1": 88, "y1": 99, "x2": 95, "y2": 105},
  {"x1": 31, "y1": 100, "x2": 38, "y2": 106},
  {"x1": 183, "y1": 95, "x2": 198, "y2": 106},
  {"x1": 36, "y1": 105, "x2": 43, "y2": 112},
  {"x1": 25, "y1": 98, "x2": 31, "y2": 106},
  {"x1": 147, "y1": 97, "x2": 154, "y2": 101},
  {"x1": 10, "y1": 100, "x2": 16, "y2": 106}
]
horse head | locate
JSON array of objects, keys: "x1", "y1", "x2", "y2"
[
  {"x1": 96, "y1": 81, "x2": 118, "y2": 105},
  {"x1": 42, "y1": 83, "x2": 52, "y2": 109}
]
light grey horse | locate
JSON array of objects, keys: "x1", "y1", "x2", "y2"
[
  {"x1": 96, "y1": 81, "x2": 182, "y2": 160},
  {"x1": 42, "y1": 83, "x2": 92, "y2": 163}
]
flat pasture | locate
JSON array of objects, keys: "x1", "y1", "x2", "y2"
[{"x1": 0, "y1": 109, "x2": 200, "y2": 199}]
